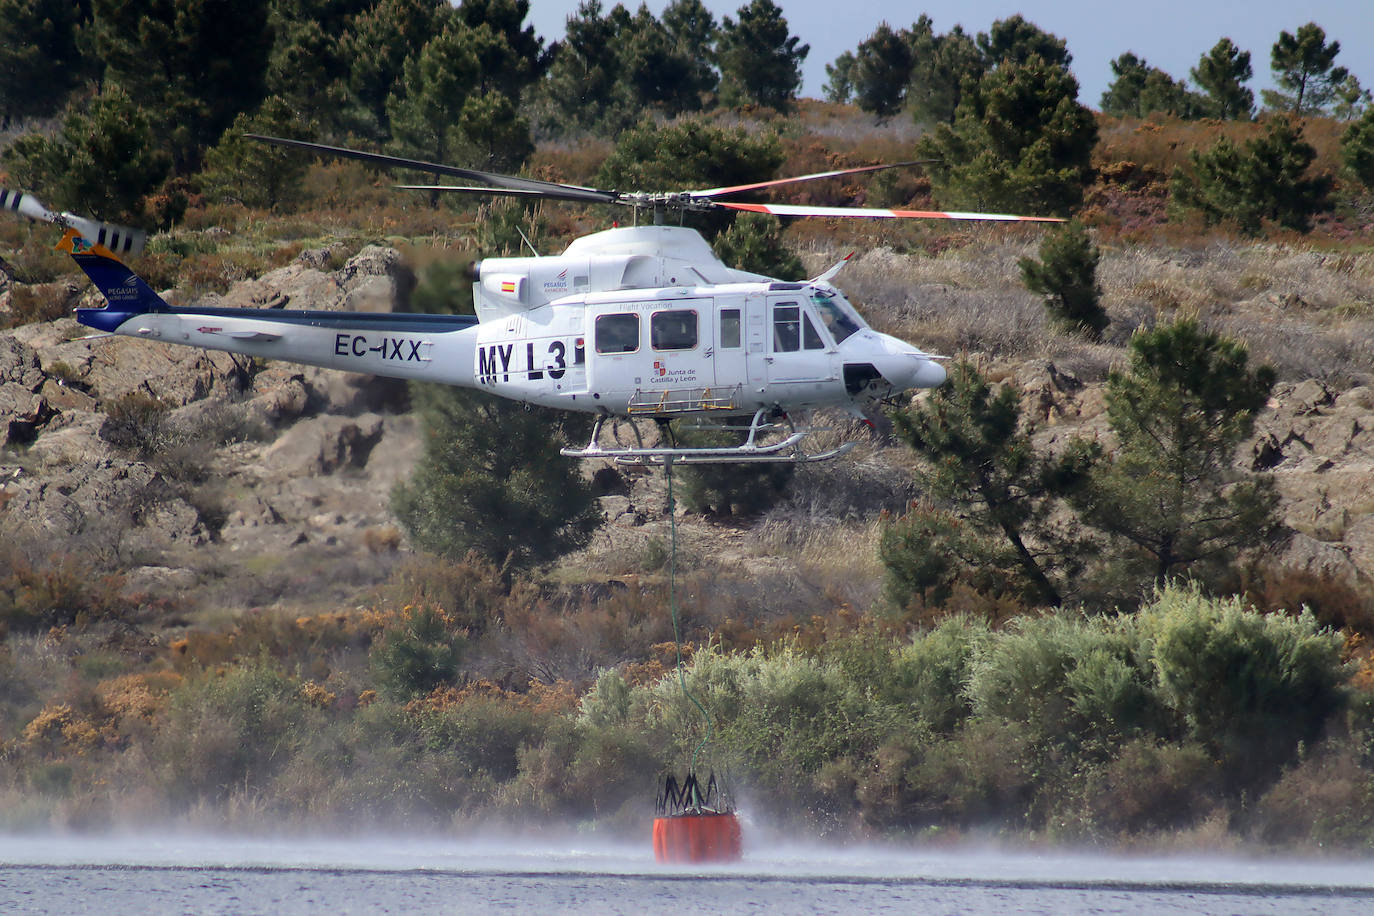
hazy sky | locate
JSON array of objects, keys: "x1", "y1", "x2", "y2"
[{"x1": 521, "y1": 0, "x2": 1371, "y2": 110}]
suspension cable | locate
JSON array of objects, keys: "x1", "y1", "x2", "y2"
[{"x1": 664, "y1": 457, "x2": 713, "y2": 804}]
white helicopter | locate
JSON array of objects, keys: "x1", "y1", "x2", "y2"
[{"x1": 12, "y1": 138, "x2": 1059, "y2": 463}]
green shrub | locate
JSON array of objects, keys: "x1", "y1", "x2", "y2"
[
  {"x1": 414, "y1": 695, "x2": 541, "y2": 781},
  {"x1": 879, "y1": 506, "x2": 966, "y2": 609},
  {"x1": 887, "y1": 617, "x2": 989, "y2": 733},
  {"x1": 382, "y1": 553, "x2": 511, "y2": 637},
  {"x1": 966, "y1": 613, "x2": 1165, "y2": 752},
  {"x1": 1253, "y1": 742, "x2": 1374, "y2": 847},
  {"x1": 369, "y1": 607, "x2": 465, "y2": 700},
  {"x1": 902, "y1": 719, "x2": 1038, "y2": 827},
  {"x1": 3, "y1": 282, "x2": 77, "y2": 328},
  {"x1": 1072, "y1": 739, "x2": 1220, "y2": 839},
  {"x1": 1140, "y1": 585, "x2": 1348, "y2": 791},
  {"x1": 676, "y1": 431, "x2": 795, "y2": 519},
  {"x1": 154, "y1": 663, "x2": 309, "y2": 806}
]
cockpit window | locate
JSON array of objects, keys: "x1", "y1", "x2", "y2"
[{"x1": 810, "y1": 288, "x2": 863, "y2": 343}]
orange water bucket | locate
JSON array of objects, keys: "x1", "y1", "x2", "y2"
[{"x1": 652, "y1": 812, "x2": 743, "y2": 863}]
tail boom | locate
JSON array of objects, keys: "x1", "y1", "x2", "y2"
[{"x1": 66, "y1": 229, "x2": 480, "y2": 385}]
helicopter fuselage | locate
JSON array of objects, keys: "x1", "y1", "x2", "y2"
[{"x1": 72, "y1": 225, "x2": 946, "y2": 423}]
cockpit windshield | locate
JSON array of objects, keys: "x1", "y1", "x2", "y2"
[{"x1": 809, "y1": 287, "x2": 865, "y2": 343}]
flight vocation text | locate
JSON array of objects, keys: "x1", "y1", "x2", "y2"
[
  {"x1": 477, "y1": 340, "x2": 568, "y2": 385},
  {"x1": 334, "y1": 333, "x2": 428, "y2": 362}
]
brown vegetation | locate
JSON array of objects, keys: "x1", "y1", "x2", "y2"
[{"x1": 2, "y1": 109, "x2": 1374, "y2": 847}]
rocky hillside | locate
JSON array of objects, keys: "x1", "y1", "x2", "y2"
[{"x1": 2, "y1": 236, "x2": 1373, "y2": 627}]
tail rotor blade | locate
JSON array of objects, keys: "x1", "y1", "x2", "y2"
[
  {"x1": 1, "y1": 187, "x2": 148, "y2": 256},
  {"x1": 59, "y1": 213, "x2": 148, "y2": 256},
  {"x1": 1, "y1": 187, "x2": 57, "y2": 223}
]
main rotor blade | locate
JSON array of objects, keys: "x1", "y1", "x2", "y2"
[
  {"x1": 395, "y1": 185, "x2": 546, "y2": 197},
  {"x1": 245, "y1": 135, "x2": 618, "y2": 205},
  {"x1": 717, "y1": 202, "x2": 1065, "y2": 222},
  {"x1": 688, "y1": 160, "x2": 933, "y2": 200}
]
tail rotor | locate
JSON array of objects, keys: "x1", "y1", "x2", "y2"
[{"x1": 0, "y1": 188, "x2": 147, "y2": 257}]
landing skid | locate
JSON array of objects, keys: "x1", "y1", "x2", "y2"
[{"x1": 561, "y1": 409, "x2": 856, "y2": 465}]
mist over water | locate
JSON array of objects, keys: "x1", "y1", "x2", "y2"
[{"x1": 2, "y1": 831, "x2": 1372, "y2": 915}]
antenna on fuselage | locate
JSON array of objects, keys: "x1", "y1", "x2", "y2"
[{"x1": 516, "y1": 224, "x2": 540, "y2": 257}]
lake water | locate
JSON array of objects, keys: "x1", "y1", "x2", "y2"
[{"x1": 1, "y1": 832, "x2": 1371, "y2": 915}]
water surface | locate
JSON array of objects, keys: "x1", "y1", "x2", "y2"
[{"x1": 1, "y1": 833, "x2": 1370, "y2": 915}]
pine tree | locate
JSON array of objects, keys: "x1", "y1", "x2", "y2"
[
  {"x1": 0, "y1": 0, "x2": 91, "y2": 127},
  {"x1": 92, "y1": 0, "x2": 272, "y2": 172},
  {"x1": 850, "y1": 23, "x2": 913, "y2": 119},
  {"x1": 1102, "y1": 53, "x2": 1207, "y2": 119},
  {"x1": 715, "y1": 0, "x2": 808, "y2": 111},
  {"x1": 976, "y1": 14, "x2": 1071, "y2": 70},
  {"x1": 264, "y1": 0, "x2": 369, "y2": 132},
  {"x1": 1331, "y1": 74, "x2": 1372, "y2": 122},
  {"x1": 342, "y1": 0, "x2": 443, "y2": 135},
  {"x1": 1171, "y1": 116, "x2": 1331, "y2": 234},
  {"x1": 595, "y1": 118, "x2": 783, "y2": 236},
  {"x1": 385, "y1": 25, "x2": 481, "y2": 167},
  {"x1": 456, "y1": 3, "x2": 544, "y2": 102},
  {"x1": 1342, "y1": 107, "x2": 1374, "y2": 188},
  {"x1": 885, "y1": 364, "x2": 1089, "y2": 607},
  {"x1": 197, "y1": 97, "x2": 313, "y2": 211},
  {"x1": 455, "y1": 0, "x2": 547, "y2": 93},
  {"x1": 906, "y1": 21, "x2": 984, "y2": 126},
  {"x1": 619, "y1": 4, "x2": 708, "y2": 115},
  {"x1": 2, "y1": 85, "x2": 169, "y2": 224},
  {"x1": 457, "y1": 89, "x2": 533, "y2": 172},
  {"x1": 1191, "y1": 38, "x2": 1255, "y2": 120},
  {"x1": 1262, "y1": 22, "x2": 1348, "y2": 116},
  {"x1": 711, "y1": 213, "x2": 804, "y2": 280},
  {"x1": 661, "y1": 0, "x2": 720, "y2": 102},
  {"x1": 391, "y1": 384, "x2": 600, "y2": 575},
  {"x1": 537, "y1": 0, "x2": 634, "y2": 133},
  {"x1": 823, "y1": 51, "x2": 855, "y2": 103},
  {"x1": 1018, "y1": 220, "x2": 1107, "y2": 339},
  {"x1": 1100, "y1": 52, "x2": 1151, "y2": 116},
  {"x1": 1072, "y1": 318, "x2": 1280, "y2": 587},
  {"x1": 916, "y1": 55, "x2": 1097, "y2": 215}
]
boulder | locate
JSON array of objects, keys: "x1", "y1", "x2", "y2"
[
  {"x1": 0, "y1": 455, "x2": 205, "y2": 553},
  {"x1": 260, "y1": 413, "x2": 387, "y2": 477},
  {"x1": 0, "y1": 335, "x2": 52, "y2": 445},
  {"x1": 211, "y1": 263, "x2": 343, "y2": 312},
  {"x1": 1276, "y1": 531, "x2": 1362, "y2": 582},
  {"x1": 1290, "y1": 378, "x2": 1334, "y2": 414}
]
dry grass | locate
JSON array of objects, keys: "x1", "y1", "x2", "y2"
[
  {"x1": 1094, "y1": 114, "x2": 1348, "y2": 179},
  {"x1": 792, "y1": 229, "x2": 1374, "y2": 387}
]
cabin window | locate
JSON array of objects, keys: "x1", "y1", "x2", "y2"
[
  {"x1": 595, "y1": 313, "x2": 639, "y2": 353},
  {"x1": 651, "y1": 309, "x2": 698, "y2": 350},
  {"x1": 803, "y1": 312, "x2": 826, "y2": 350},
  {"x1": 772, "y1": 303, "x2": 800, "y2": 352},
  {"x1": 719, "y1": 309, "x2": 741, "y2": 349}
]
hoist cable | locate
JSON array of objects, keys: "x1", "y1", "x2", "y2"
[{"x1": 665, "y1": 458, "x2": 713, "y2": 803}]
